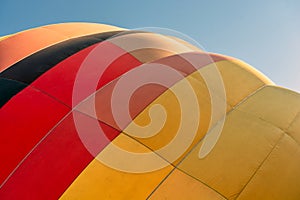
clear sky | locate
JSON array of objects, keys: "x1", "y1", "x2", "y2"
[{"x1": 1, "y1": 0, "x2": 299, "y2": 91}]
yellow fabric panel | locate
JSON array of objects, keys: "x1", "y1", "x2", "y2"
[
  {"x1": 228, "y1": 57, "x2": 273, "y2": 84},
  {"x1": 123, "y1": 57, "x2": 273, "y2": 166},
  {"x1": 236, "y1": 86, "x2": 300, "y2": 131},
  {"x1": 178, "y1": 110, "x2": 283, "y2": 199},
  {"x1": 189, "y1": 63, "x2": 234, "y2": 115},
  {"x1": 108, "y1": 32, "x2": 194, "y2": 57},
  {"x1": 60, "y1": 133, "x2": 173, "y2": 200},
  {"x1": 166, "y1": 35, "x2": 203, "y2": 52},
  {"x1": 149, "y1": 169, "x2": 226, "y2": 200},
  {"x1": 128, "y1": 34, "x2": 203, "y2": 63},
  {"x1": 96, "y1": 133, "x2": 170, "y2": 172},
  {"x1": 124, "y1": 74, "x2": 216, "y2": 165},
  {"x1": 129, "y1": 48, "x2": 175, "y2": 63},
  {"x1": 213, "y1": 59, "x2": 273, "y2": 107},
  {"x1": 236, "y1": 134, "x2": 300, "y2": 200}
]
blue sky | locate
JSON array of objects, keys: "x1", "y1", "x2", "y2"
[{"x1": 1, "y1": 0, "x2": 299, "y2": 91}]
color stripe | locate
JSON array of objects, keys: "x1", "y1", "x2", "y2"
[
  {"x1": 0, "y1": 23, "x2": 124, "y2": 72},
  {"x1": 0, "y1": 111, "x2": 120, "y2": 200},
  {"x1": 31, "y1": 41, "x2": 143, "y2": 107},
  {"x1": 0, "y1": 38, "x2": 143, "y2": 189},
  {"x1": 0, "y1": 31, "x2": 123, "y2": 84},
  {"x1": 0, "y1": 31, "x2": 132, "y2": 108}
]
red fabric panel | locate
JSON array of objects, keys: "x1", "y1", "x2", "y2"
[
  {"x1": 0, "y1": 87, "x2": 70, "y2": 185},
  {"x1": 0, "y1": 111, "x2": 120, "y2": 200},
  {"x1": 31, "y1": 42, "x2": 142, "y2": 107},
  {"x1": 30, "y1": 45, "x2": 96, "y2": 107},
  {"x1": 153, "y1": 52, "x2": 226, "y2": 75}
]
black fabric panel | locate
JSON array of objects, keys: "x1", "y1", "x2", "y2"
[
  {"x1": 0, "y1": 78, "x2": 27, "y2": 107},
  {"x1": 0, "y1": 31, "x2": 124, "y2": 84}
]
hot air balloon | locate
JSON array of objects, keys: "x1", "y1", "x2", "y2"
[{"x1": 0, "y1": 23, "x2": 299, "y2": 200}]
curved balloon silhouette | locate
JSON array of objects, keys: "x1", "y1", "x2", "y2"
[{"x1": 0, "y1": 23, "x2": 300, "y2": 200}]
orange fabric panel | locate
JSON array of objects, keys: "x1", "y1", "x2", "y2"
[{"x1": 0, "y1": 23, "x2": 123, "y2": 72}]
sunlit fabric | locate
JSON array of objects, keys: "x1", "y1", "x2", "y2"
[{"x1": 0, "y1": 23, "x2": 299, "y2": 200}]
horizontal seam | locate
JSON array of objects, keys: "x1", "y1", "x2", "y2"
[{"x1": 236, "y1": 109, "x2": 300, "y2": 147}]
